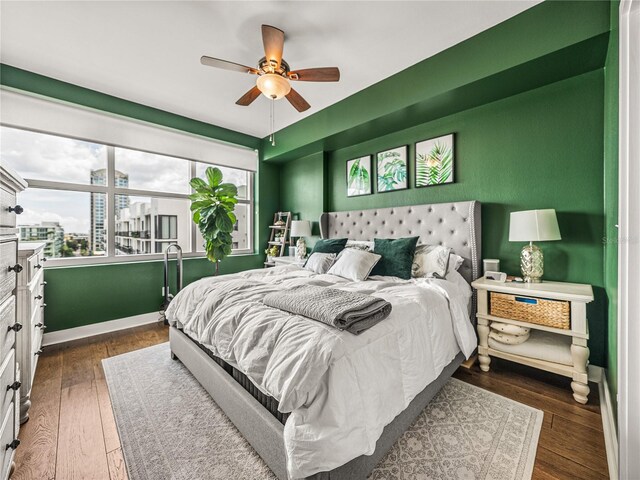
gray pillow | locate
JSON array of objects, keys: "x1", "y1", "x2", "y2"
[{"x1": 304, "y1": 252, "x2": 337, "y2": 274}]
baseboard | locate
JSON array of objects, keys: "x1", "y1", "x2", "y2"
[
  {"x1": 588, "y1": 365, "x2": 619, "y2": 480},
  {"x1": 42, "y1": 311, "x2": 161, "y2": 346},
  {"x1": 597, "y1": 369, "x2": 618, "y2": 480}
]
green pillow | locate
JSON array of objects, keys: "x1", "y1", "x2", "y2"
[
  {"x1": 371, "y1": 237, "x2": 420, "y2": 279},
  {"x1": 309, "y1": 238, "x2": 348, "y2": 255}
]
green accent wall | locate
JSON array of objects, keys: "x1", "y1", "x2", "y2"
[
  {"x1": 1, "y1": 65, "x2": 280, "y2": 332},
  {"x1": 268, "y1": 1, "x2": 619, "y2": 368},
  {"x1": 603, "y1": 0, "x2": 619, "y2": 411},
  {"x1": 42, "y1": 255, "x2": 260, "y2": 330},
  {"x1": 327, "y1": 71, "x2": 606, "y2": 366},
  {"x1": 279, "y1": 151, "x2": 326, "y2": 246}
]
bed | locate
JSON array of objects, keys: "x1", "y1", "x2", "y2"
[{"x1": 168, "y1": 200, "x2": 481, "y2": 479}]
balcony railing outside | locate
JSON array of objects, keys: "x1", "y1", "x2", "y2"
[{"x1": 115, "y1": 230, "x2": 151, "y2": 239}]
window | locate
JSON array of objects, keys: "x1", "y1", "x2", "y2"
[
  {"x1": 1, "y1": 126, "x2": 254, "y2": 264},
  {"x1": 156, "y1": 215, "x2": 178, "y2": 240},
  {"x1": 114, "y1": 196, "x2": 190, "y2": 256},
  {"x1": 115, "y1": 147, "x2": 190, "y2": 194},
  {"x1": 16, "y1": 189, "x2": 105, "y2": 258}
]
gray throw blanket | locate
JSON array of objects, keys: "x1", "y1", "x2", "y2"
[{"x1": 263, "y1": 285, "x2": 392, "y2": 335}]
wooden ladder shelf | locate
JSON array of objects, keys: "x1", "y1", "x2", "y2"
[{"x1": 264, "y1": 211, "x2": 291, "y2": 267}]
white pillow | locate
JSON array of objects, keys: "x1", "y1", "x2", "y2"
[
  {"x1": 304, "y1": 253, "x2": 337, "y2": 274},
  {"x1": 327, "y1": 248, "x2": 381, "y2": 281},
  {"x1": 412, "y1": 245, "x2": 451, "y2": 278},
  {"x1": 448, "y1": 253, "x2": 465, "y2": 272}
]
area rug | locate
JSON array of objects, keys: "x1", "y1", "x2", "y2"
[{"x1": 103, "y1": 343, "x2": 542, "y2": 480}]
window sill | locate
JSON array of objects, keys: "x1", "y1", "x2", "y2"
[{"x1": 41, "y1": 250, "x2": 257, "y2": 268}]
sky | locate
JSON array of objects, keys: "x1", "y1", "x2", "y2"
[{"x1": 1, "y1": 126, "x2": 249, "y2": 235}]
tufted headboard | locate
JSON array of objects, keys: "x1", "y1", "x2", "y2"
[{"x1": 319, "y1": 201, "x2": 482, "y2": 313}]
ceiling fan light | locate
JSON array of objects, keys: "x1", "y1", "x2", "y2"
[{"x1": 256, "y1": 73, "x2": 291, "y2": 100}]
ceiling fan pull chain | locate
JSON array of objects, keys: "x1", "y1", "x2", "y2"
[{"x1": 270, "y1": 96, "x2": 276, "y2": 146}]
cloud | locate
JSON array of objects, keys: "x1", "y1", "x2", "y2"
[
  {"x1": 1, "y1": 127, "x2": 105, "y2": 184},
  {"x1": 17, "y1": 188, "x2": 96, "y2": 234}
]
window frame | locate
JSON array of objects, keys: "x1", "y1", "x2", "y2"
[{"x1": 14, "y1": 141, "x2": 254, "y2": 266}]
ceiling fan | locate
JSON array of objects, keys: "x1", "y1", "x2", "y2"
[{"x1": 200, "y1": 24, "x2": 340, "y2": 113}]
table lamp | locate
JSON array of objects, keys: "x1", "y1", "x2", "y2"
[
  {"x1": 290, "y1": 220, "x2": 311, "y2": 260},
  {"x1": 508, "y1": 209, "x2": 561, "y2": 283}
]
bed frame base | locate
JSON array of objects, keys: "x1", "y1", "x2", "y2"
[{"x1": 170, "y1": 326, "x2": 464, "y2": 480}]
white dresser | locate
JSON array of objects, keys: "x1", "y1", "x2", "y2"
[
  {"x1": 0, "y1": 165, "x2": 27, "y2": 480},
  {"x1": 16, "y1": 242, "x2": 46, "y2": 424}
]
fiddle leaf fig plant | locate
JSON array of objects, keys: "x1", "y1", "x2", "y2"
[{"x1": 189, "y1": 166, "x2": 238, "y2": 272}]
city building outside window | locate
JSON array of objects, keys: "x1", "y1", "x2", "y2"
[{"x1": 1, "y1": 126, "x2": 254, "y2": 265}]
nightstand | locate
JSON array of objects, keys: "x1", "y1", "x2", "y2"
[
  {"x1": 471, "y1": 277, "x2": 594, "y2": 404},
  {"x1": 273, "y1": 256, "x2": 306, "y2": 267}
]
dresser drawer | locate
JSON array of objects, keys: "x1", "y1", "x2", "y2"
[
  {"x1": 27, "y1": 251, "x2": 45, "y2": 284},
  {"x1": 30, "y1": 282, "x2": 45, "y2": 317},
  {"x1": 0, "y1": 298, "x2": 16, "y2": 359},
  {"x1": 0, "y1": 401, "x2": 16, "y2": 480},
  {"x1": 32, "y1": 323, "x2": 43, "y2": 358},
  {"x1": 0, "y1": 188, "x2": 18, "y2": 229},
  {"x1": 31, "y1": 327, "x2": 43, "y2": 382},
  {"x1": 0, "y1": 241, "x2": 18, "y2": 305},
  {"x1": 0, "y1": 351, "x2": 15, "y2": 427}
]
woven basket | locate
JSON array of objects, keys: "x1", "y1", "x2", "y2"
[{"x1": 489, "y1": 292, "x2": 571, "y2": 329}]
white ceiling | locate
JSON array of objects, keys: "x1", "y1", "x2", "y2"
[{"x1": 0, "y1": 1, "x2": 538, "y2": 139}]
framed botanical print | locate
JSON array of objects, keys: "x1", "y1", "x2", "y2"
[
  {"x1": 346, "y1": 155, "x2": 372, "y2": 197},
  {"x1": 376, "y1": 146, "x2": 408, "y2": 192},
  {"x1": 415, "y1": 134, "x2": 454, "y2": 187}
]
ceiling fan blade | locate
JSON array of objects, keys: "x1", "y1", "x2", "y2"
[
  {"x1": 288, "y1": 67, "x2": 340, "y2": 82},
  {"x1": 200, "y1": 56, "x2": 259, "y2": 75},
  {"x1": 262, "y1": 25, "x2": 285, "y2": 70},
  {"x1": 285, "y1": 87, "x2": 311, "y2": 112},
  {"x1": 236, "y1": 86, "x2": 262, "y2": 106}
]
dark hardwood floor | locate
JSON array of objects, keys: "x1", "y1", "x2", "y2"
[{"x1": 13, "y1": 322, "x2": 609, "y2": 480}]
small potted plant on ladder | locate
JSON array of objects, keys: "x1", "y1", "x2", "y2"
[{"x1": 189, "y1": 166, "x2": 239, "y2": 274}]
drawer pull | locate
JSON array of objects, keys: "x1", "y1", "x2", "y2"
[
  {"x1": 35, "y1": 323, "x2": 47, "y2": 330},
  {"x1": 40, "y1": 303, "x2": 47, "y2": 308},
  {"x1": 7, "y1": 205, "x2": 23, "y2": 215},
  {"x1": 34, "y1": 350, "x2": 43, "y2": 356},
  {"x1": 514, "y1": 296, "x2": 538, "y2": 305},
  {"x1": 6, "y1": 439, "x2": 20, "y2": 451},
  {"x1": 6, "y1": 381, "x2": 21, "y2": 392},
  {"x1": 35, "y1": 264, "x2": 43, "y2": 270},
  {"x1": 7, "y1": 264, "x2": 23, "y2": 273},
  {"x1": 41, "y1": 281, "x2": 48, "y2": 286},
  {"x1": 35, "y1": 295, "x2": 43, "y2": 300},
  {"x1": 7, "y1": 323, "x2": 22, "y2": 332}
]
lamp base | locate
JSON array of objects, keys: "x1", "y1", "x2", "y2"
[
  {"x1": 521, "y1": 242, "x2": 544, "y2": 283},
  {"x1": 296, "y1": 238, "x2": 307, "y2": 261}
]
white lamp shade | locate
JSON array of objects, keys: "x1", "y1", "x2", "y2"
[
  {"x1": 509, "y1": 209, "x2": 561, "y2": 242},
  {"x1": 290, "y1": 220, "x2": 311, "y2": 237}
]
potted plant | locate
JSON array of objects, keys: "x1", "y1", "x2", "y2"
[
  {"x1": 265, "y1": 245, "x2": 279, "y2": 262},
  {"x1": 189, "y1": 166, "x2": 238, "y2": 274}
]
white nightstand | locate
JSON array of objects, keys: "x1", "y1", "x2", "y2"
[
  {"x1": 272, "y1": 256, "x2": 306, "y2": 267},
  {"x1": 472, "y1": 277, "x2": 594, "y2": 404}
]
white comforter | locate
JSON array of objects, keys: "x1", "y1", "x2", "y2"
[{"x1": 166, "y1": 265, "x2": 477, "y2": 478}]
